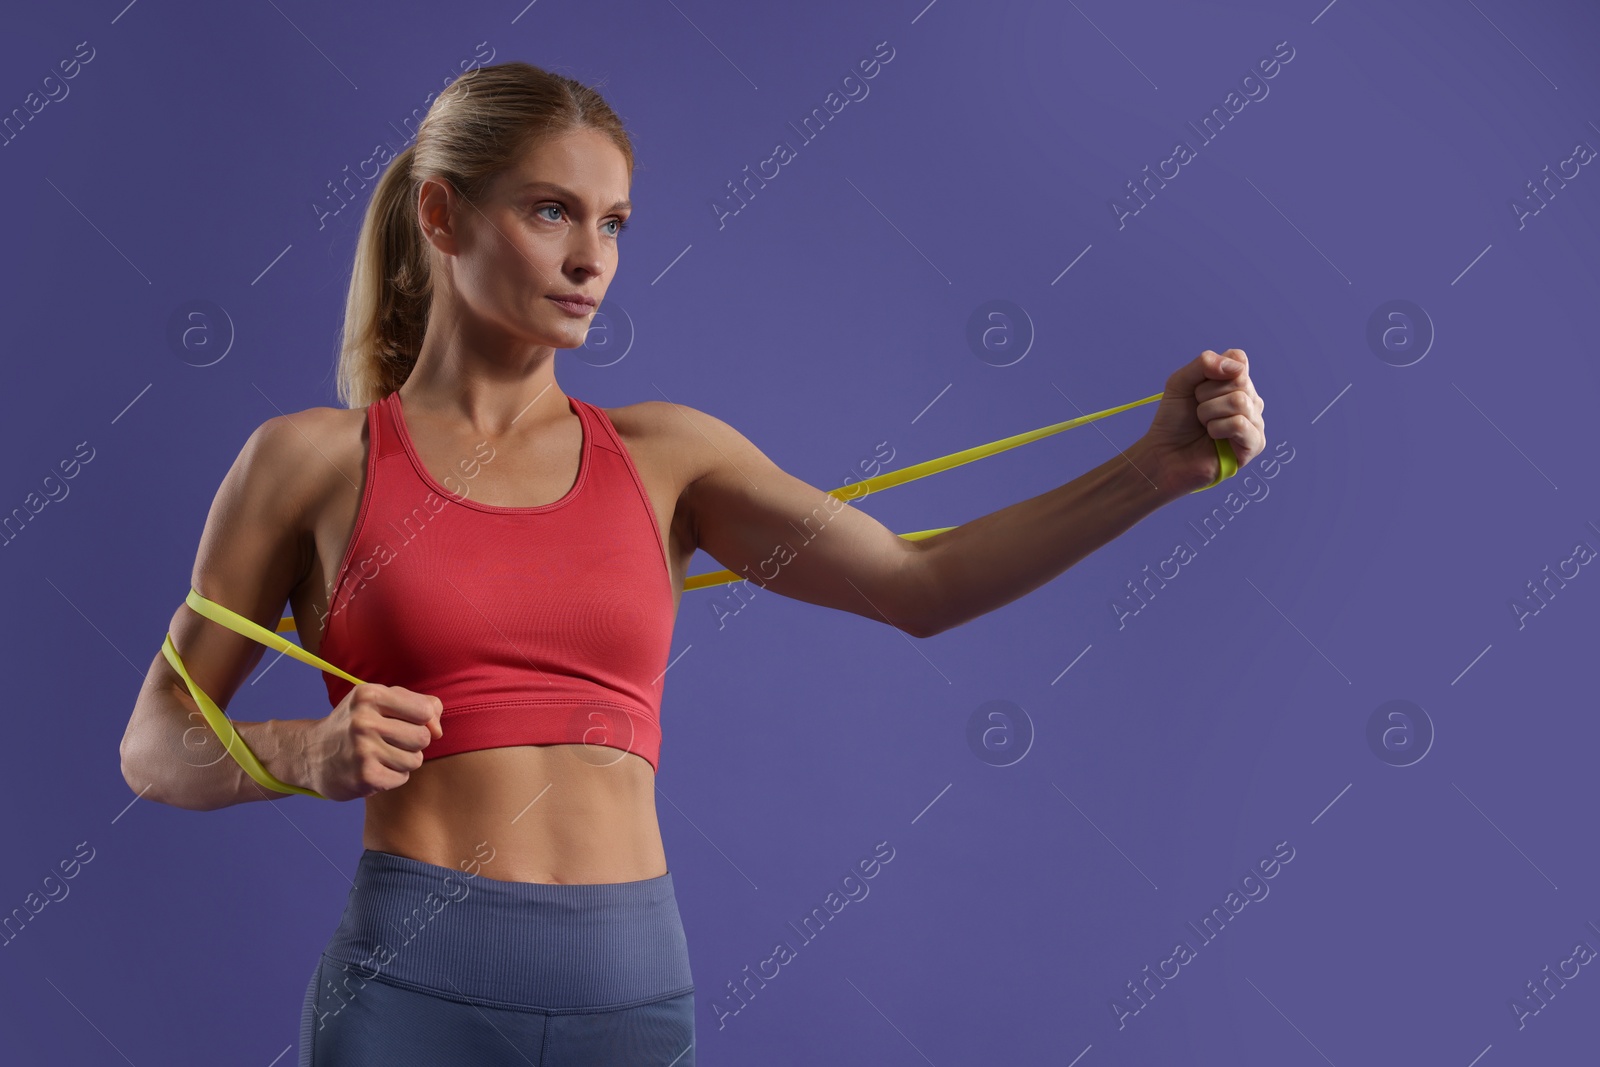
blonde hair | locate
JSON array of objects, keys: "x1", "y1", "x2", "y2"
[{"x1": 334, "y1": 61, "x2": 635, "y2": 409}]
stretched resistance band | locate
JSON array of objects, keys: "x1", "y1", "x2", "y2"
[
  {"x1": 163, "y1": 389, "x2": 1238, "y2": 797},
  {"x1": 680, "y1": 391, "x2": 1237, "y2": 591}
]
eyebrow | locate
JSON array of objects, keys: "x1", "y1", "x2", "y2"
[{"x1": 517, "y1": 181, "x2": 631, "y2": 213}]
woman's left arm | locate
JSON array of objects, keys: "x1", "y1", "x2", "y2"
[
  {"x1": 673, "y1": 347, "x2": 1264, "y2": 638},
  {"x1": 908, "y1": 348, "x2": 1265, "y2": 636}
]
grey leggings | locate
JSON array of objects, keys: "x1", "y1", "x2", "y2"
[{"x1": 298, "y1": 849, "x2": 695, "y2": 1066}]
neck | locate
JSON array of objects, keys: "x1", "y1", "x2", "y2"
[{"x1": 403, "y1": 303, "x2": 568, "y2": 435}]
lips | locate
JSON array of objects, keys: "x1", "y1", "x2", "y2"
[{"x1": 546, "y1": 295, "x2": 596, "y2": 317}]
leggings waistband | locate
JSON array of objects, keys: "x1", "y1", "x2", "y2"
[{"x1": 319, "y1": 848, "x2": 694, "y2": 1012}]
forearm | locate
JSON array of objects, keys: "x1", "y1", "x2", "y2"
[
  {"x1": 912, "y1": 442, "x2": 1181, "y2": 637},
  {"x1": 122, "y1": 687, "x2": 317, "y2": 811}
]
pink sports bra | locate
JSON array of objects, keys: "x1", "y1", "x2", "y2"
[{"x1": 313, "y1": 389, "x2": 676, "y2": 772}]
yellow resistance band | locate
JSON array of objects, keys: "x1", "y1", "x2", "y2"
[
  {"x1": 160, "y1": 586, "x2": 360, "y2": 798},
  {"x1": 164, "y1": 389, "x2": 1238, "y2": 797},
  {"x1": 679, "y1": 391, "x2": 1237, "y2": 591}
]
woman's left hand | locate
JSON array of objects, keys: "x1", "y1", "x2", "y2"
[{"x1": 1137, "y1": 348, "x2": 1266, "y2": 497}]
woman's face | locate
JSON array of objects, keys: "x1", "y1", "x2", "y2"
[{"x1": 426, "y1": 127, "x2": 631, "y2": 349}]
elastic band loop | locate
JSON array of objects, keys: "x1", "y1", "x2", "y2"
[
  {"x1": 159, "y1": 630, "x2": 326, "y2": 799},
  {"x1": 169, "y1": 587, "x2": 367, "y2": 800},
  {"x1": 170, "y1": 388, "x2": 1244, "y2": 794}
]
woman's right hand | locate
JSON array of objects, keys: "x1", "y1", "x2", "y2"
[{"x1": 303, "y1": 684, "x2": 444, "y2": 801}]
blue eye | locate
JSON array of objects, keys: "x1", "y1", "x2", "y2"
[{"x1": 534, "y1": 204, "x2": 629, "y2": 237}]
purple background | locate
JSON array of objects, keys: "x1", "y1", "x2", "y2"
[{"x1": 3, "y1": 0, "x2": 1598, "y2": 1063}]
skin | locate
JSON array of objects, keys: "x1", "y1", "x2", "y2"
[{"x1": 121, "y1": 126, "x2": 1266, "y2": 885}]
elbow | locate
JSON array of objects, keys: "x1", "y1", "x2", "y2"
[
  {"x1": 897, "y1": 612, "x2": 939, "y2": 640},
  {"x1": 895, "y1": 599, "x2": 947, "y2": 639},
  {"x1": 119, "y1": 733, "x2": 167, "y2": 808},
  {"x1": 899, "y1": 542, "x2": 946, "y2": 639},
  {"x1": 119, "y1": 730, "x2": 203, "y2": 812}
]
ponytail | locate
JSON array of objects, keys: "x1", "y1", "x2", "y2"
[{"x1": 336, "y1": 143, "x2": 431, "y2": 408}]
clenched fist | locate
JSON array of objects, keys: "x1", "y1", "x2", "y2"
[{"x1": 1138, "y1": 348, "x2": 1266, "y2": 497}]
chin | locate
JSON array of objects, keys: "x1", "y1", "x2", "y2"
[{"x1": 534, "y1": 318, "x2": 590, "y2": 348}]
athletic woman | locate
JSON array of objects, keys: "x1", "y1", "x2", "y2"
[{"x1": 119, "y1": 61, "x2": 1265, "y2": 1066}]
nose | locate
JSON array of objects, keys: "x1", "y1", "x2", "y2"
[{"x1": 565, "y1": 228, "x2": 608, "y2": 282}]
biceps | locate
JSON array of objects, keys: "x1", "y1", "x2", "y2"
[{"x1": 688, "y1": 464, "x2": 923, "y2": 629}]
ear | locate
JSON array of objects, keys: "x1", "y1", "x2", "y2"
[{"x1": 416, "y1": 177, "x2": 463, "y2": 256}]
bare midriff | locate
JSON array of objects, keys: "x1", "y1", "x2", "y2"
[{"x1": 360, "y1": 743, "x2": 668, "y2": 884}]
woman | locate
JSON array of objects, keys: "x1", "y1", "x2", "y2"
[{"x1": 119, "y1": 61, "x2": 1264, "y2": 1065}]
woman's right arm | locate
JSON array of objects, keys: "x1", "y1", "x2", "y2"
[{"x1": 119, "y1": 414, "x2": 326, "y2": 811}]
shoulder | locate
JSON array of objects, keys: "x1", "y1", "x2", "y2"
[
  {"x1": 191, "y1": 405, "x2": 364, "y2": 594},
  {"x1": 592, "y1": 398, "x2": 756, "y2": 488},
  {"x1": 238, "y1": 404, "x2": 368, "y2": 523},
  {"x1": 247, "y1": 404, "x2": 366, "y2": 472},
  {"x1": 591, "y1": 398, "x2": 689, "y2": 438}
]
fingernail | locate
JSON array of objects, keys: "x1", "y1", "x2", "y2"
[{"x1": 1220, "y1": 358, "x2": 1242, "y2": 373}]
